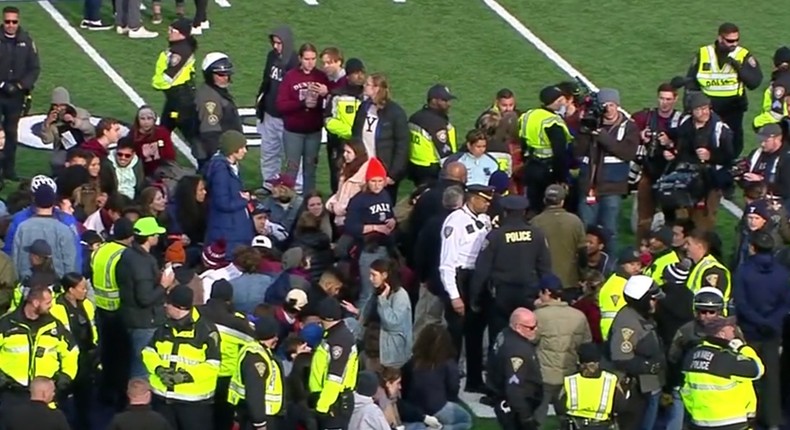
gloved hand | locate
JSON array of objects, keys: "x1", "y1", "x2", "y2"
[
  {"x1": 725, "y1": 56, "x2": 742, "y2": 69},
  {"x1": 1, "y1": 82, "x2": 18, "y2": 96},
  {"x1": 54, "y1": 373, "x2": 72, "y2": 392},
  {"x1": 659, "y1": 392, "x2": 674, "y2": 407},
  {"x1": 728, "y1": 339, "x2": 745, "y2": 351},
  {"x1": 423, "y1": 415, "x2": 443, "y2": 429},
  {"x1": 172, "y1": 368, "x2": 194, "y2": 384},
  {"x1": 155, "y1": 366, "x2": 176, "y2": 388}
]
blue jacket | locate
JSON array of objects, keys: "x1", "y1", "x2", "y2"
[
  {"x1": 344, "y1": 191, "x2": 393, "y2": 240},
  {"x1": 204, "y1": 155, "x2": 253, "y2": 255},
  {"x1": 4, "y1": 207, "x2": 82, "y2": 270},
  {"x1": 362, "y1": 287, "x2": 412, "y2": 368},
  {"x1": 230, "y1": 272, "x2": 273, "y2": 314},
  {"x1": 734, "y1": 253, "x2": 790, "y2": 340}
]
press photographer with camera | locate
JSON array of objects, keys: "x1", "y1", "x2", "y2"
[
  {"x1": 740, "y1": 124, "x2": 790, "y2": 208},
  {"x1": 574, "y1": 88, "x2": 639, "y2": 254},
  {"x1": 663, "y1": 93, "x2": 734, "y2": 231},
  {"x1": 631, "y1": 83, "x2": 683, "y2": 241},
  {"x1": 40, "y1": 87, "x2": 95, "y2": 177}
]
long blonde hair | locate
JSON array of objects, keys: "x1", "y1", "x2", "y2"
[{"x1": 368, "y1": 73, "x2": 392, "y2": 108}]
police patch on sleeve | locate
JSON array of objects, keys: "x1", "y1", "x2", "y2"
[
  {"x1": 436, "y1": 130, "x2": 448, "y2": 143},
  {"x1": 443, "y1": 226, "x2": 453, "y2": 239},
  {"x1": 169, "y1": 53, "x2": 182, "y2": 67},
  {"x1": 774, "y1": 85, "x2": 786, "y2": 99},
  {"x1": 621, "y1": 328, "x2": 634, "y2": 341},
  {"x1": 209, "y1": 331, "x2": 219, "y2": 347},
  {"x1": 620, "y1": 341, "x2": 633, "y2": 354},
  {"x1": 255, "y1": 361, "x2": 267, "y2": 376},
  {"x1": 748, "y1": 56, "x2": 757, "y2": 68},
  {"x1": 510, "y1": 357, "x2": 523, "y2": 372},
  {"x1": 331, "y1": 345, "x2": 343, "y2": 359},
  {"x1": 705, "y1": 274, "x2": 719, "y2": 287}
]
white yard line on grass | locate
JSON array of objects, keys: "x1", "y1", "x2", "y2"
[
  {"x1": 480, "y1": 0, "x2": 744, "y2": 219},
  {"x1": 38, "y1": 0, "x2": 198, "y2": 168}
]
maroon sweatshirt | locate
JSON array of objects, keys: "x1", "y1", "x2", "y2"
[{"x1": 276, "y1": 67, "x2": 330, "y2": 134}]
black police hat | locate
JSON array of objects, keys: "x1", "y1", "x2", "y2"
[
  {"x1": 466, "y1": 184, "x2": 495, "y2": 201},
  {"x1": 500, "y1": 195, "x2": 529, "y2": 211}
]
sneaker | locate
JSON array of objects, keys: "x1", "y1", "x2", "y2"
[
  {"x1": 191, "y1": 26, "x2": 202, "y2": 35},
  {"x1": 128, "y1": 27, "x2": 158, "y2": 39},
  {"x1": 152, "y1": 13, "x2": 162, "y2": 24},
  {"x1": 200, "y1": 20, "x2": 210, "y2": 29},
  {"x1": 116, "y1": 26, "x2": 128, "y2": 34},
  {"x1": 80, "y1": 20, "x2": 112, "y2": 30}
]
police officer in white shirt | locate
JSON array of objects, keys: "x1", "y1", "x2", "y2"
[{"x1": 439, "y1": 184, "x2": 494, "y2": 392}]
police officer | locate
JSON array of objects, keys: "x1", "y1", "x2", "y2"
[
  {"x1": 0, "y1": 6, "x2": 40, "y2": 180},
  {"x1": 742, "y1": 124, "x2": 790, "y2": 200},
  {"x1": 324, "y1": 58, "x2": 365, "y2": 192},
  {"x1": 152, "y1": 18, "x2": 198, "y2": 144},
  {"x1": 91, "y1": 218, "x2": 134, "y2": 409},
  {"x1": 680, "y1": 316, "x2": 764, "y2": 430},
  {"x1": 408, "y1": 84, "x2": 457, "y2": 187},
  {"x1": 557, "y1": 343, "x2": 627, "y2": 430},
  {"x1": 598, "y1": 247, "x2": 643, "y2": 341},
  {"x1": 470, "y1": 195, "x2": 552, "y2": 341},
  {"x1": 198, "y1": 279, "x2": 255, "y2": 430},
  {"x1": 309, "y1": 297, "x2": 358, "y2": 430},
  {"x1": 608, "y1": 275, "x2": 665, "y2": 430},
  {"x1": 686, "y1": 22, "x2": 763, "y2": 157},
  {"x1": 142, "y1": 285, "x2": 221, "y2": 430},
  {"x1": 518, "y1": 85, "x2": 572, "y2": 212},
  {"x1": 685, "y1": 229, "x2": 731, "y2": 311},
  {"x1": 753, "y1": 72, "x2": 790, "y2": 129},
  {"x1": 0, "y1": 285, "x2": 78, "y2": 413},
  {"x1": 439, "y1": 184, "x2": 493, "y2": 392},
  {"x1": 642, "y1": 226, "x2": 680, "y2": 285},
  {"x1": 195, "y1": 52, "x2": 242, "y2": 168},
  {"x1": 227, "y1": 314, "x2": 285, "y2": 430},
  {"x1": 486, "y1": 308, "x2": 542, "y2": 430}
]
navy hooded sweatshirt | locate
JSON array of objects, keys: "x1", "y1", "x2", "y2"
[
  {"x1": 734, "y1": 252, "x2": 790, "y2": 340},
  {"x1": 344, "y1": 190, "x2": 394, "y2": 241},
  {"x1": 256, "y1": 25, "x2": 298, "y2": 120}
]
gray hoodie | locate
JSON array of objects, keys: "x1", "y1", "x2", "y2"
[{"x1": 349, "y1": 393, "x2": 391, "y2": 430}]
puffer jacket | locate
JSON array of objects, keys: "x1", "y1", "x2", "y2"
[
  {"x1": 534, "y1": 301, "x2": 592, "y2": 385},
  {"x1": 326, "y1": 160, "x2": 369, "y2": 226}
]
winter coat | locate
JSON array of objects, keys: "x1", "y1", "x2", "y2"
[
  {"x1": 734, "y1": 253, "x2": 790, "y2": 341},
  {"x1": 362, "y1": 287, "x2": 413, "y2": 368},
  {"x1": 292, "y1": 228, "x2": 333, "y2": 285},
  {"x1": 230, "y1": 272, "x2": 274, "y2": 314},
  {"x1": 534, "y1": 301, "x2": 592, "y2": 385},
  {"x1": 326, "y1": 160, "x2": 369, "y2": 226},
  {"x1": 108, "y1": 150, "x2": 145, "y2": 199},
  {"x1": 204, "y1": 154, "x2": 253, "y2": 255}
]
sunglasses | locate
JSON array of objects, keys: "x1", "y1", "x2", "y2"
[
  {"x1": 4, "y1": 20, "x2": 17, "y2": 24},
  {"x1": 723, "y1": 38, "x2": 739, "y2": 43},
  {"x1": 698, "y1": 310, "x2": 718, "y2": 315},
  {"x1": 117, "y1": 152, "x2": 134, "y2": 159}
]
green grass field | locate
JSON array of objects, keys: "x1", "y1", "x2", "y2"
[{"x1": 13, "y1": 0, "x2": 778, "y2": 426}]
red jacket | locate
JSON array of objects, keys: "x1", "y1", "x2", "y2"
[
  {"x1": 133, "y1": 126, "x2": 177, "y2": 176},
  {"x1": 80, "y1": 138, "x2": 109, "y2": 159},
  {"x1": 572, "y1": 296, "x2": 602, "y2": 343}
]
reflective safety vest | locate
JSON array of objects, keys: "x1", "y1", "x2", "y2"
[
  {"x1": 564, "y1": 371, "x2": 618, "y2": 421},
  {"x1": 216, "y1": 313, "x2": 255, "y2": 378},
  {"x1": 309, "y1": 334, "x2": 359, "y2": 413},
  {"x1": 142, "y1": 308, "x2": 221, "y2": 402},
  {"x1": 325, "y1": 94, "x2": 362, "y2": 140},
  {"x1": 598, "y1": 273, "x2": 628, "y2": 341},
  {"x1": 152, "y1": 49, "x2": 196, "y2": 91},
  {"x1": 680, "y1": 341, "x2": 763, "y2": 428},
  {"x1": 227, "y1": 343, "x2": 284, "y2": 415},
  {"x1": 687, "y1": 255, "x2": 731, "y2": 313},
  {"x1": 643, "y1": 249, "x2": 680, "y2": 285},
  {"x1": 91, "y1": 242, "x2": 126, "y2": 311},
  {"x1": 518, "y1": 108, "x2": 572, "y2": 159},
  {"x1": 8, "y1": 281, "x2": 61, "y2": 315},
  {"x1": 50, "y1": 294, "x2": 99, "y2": 346},
  {"x1": 0, "y1": 310, "x2": 79, "y2": 387},
  {"x1": 753, "y1": 84, "x2": 789, "y2": 128},
  {"x1": 696, "y1": 45, "x2": 750, "y2": 98},
  {"x1": 409, "y1": 122, "x2": 457, "y2": 167}
]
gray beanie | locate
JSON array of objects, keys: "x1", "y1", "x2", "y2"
[
  {"x1": 51, "y1": 87, "x2": 71, "y2": 105},
  {"x1": 598, "y1": 88, "x2": 620, "y2": 106},
  {"x1": 688, "y1": 92, "x2": 711, "y2": 110}
]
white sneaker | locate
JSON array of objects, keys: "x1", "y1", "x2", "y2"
[
  {"x1": 191, "y1": 26, "x2": 202, "y2": 35},
  {"x1": 200, "y1": 20, "x2": 210, "y2": 29},
  {"x1": 128, "y1": 27, "x2": 158, "y2": 38},
  {"x1": 116, "y1": 26, "x2": 128, "y2": 34}
]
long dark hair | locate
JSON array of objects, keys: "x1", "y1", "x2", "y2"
[
  {"x1": 174, "y1": 175, "x2": 206, "y2": 238},
  {"x1": 338, "y1": 140, "x2": 369, "y2": 180},
  {"x1": 412, "y1": 324, "x2": 456, "y2": 370}
]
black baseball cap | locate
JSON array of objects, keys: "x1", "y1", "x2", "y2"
[
  {"x1": 539, "y1": 86, "x2": 563, "y2": 105},
  {"x1": 757, "y1": 123, "x2": 782, "y2": 140},
  {"x1": 345, "y1": 58, "x2": 365, "y2": 74},
  {"x1": 24, "y1": 239, "x2": 52, "y2": 257},
  {"x1": 427, "y1": 84, "x2": 456, "y2": 101},
  {"x1": 112, "y1": 218, "x2": 135, "y2": 240}
]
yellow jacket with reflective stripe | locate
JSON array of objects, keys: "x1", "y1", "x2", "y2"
[
  {"x1": 563, "y1": 371, "x2": 618, "y2": 421},
  {"x1": 151, "y1": 49, "x2": 195, "y2": 91},
  {"x1": 687, "y1": 255, "x2": 731, "y2": 313},
  {"x1": 753, "y1": 84, "x2": 789, "y2": 128},
  {"x1": 8, "y1": 281, "x2": 61, "y2": 315},
  {"x1": 227, "y1": 343, "x2": 284, "y2": 416},
  {"x1": 598, "y1": 273, "x2": 628, "y2": 341},
  {"x1": 309, "y1": 324, "x2": 359, "y2": 413},
  {"x1": 50, "y1": 294, "x2": 98, "y2": 347},
  {"x1": 142, "y1": 308, "x2": 221, "y2": 402},
  {"x1": 0, "y1": 309, "x2": 79, "y2": 388},
  {"x1": 697, "y1": 45, "x2": 750, "y2": 98},
  {"x1": 408, "y1": 107, "x2": 457, "y2": 166},
  {"x1": 91, "y1": 241, "x2": 126, "y2": 311},
  {"x1": 643, "y1": 249, "x2": 680, "y2": 285},
  {"x1": 325, "y1": 94, "x2": 362, "y2": 140},
  {"x1": 518, "y1": 108, "x2": 572, "y2": 159},
  {"x1": 215, "y1": 313, "x2": 255, "y2": 378}
]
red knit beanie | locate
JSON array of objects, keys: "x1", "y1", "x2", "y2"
[{"x1": 365, "y1": 157, "x2": 387, "y2": 181}]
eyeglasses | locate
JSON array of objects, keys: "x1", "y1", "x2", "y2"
[
  {"x1": 4, "y1": 20, "x2": 17, "y2": 24},
  {"x1": 117, "y1": 152, "x2": 134, "y2": 159}
]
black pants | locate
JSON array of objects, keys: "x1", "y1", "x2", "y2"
[
  {"x1": 716, "y1": 109, "x2": 744, "y2": 157},
  {"x1": 193, "y1": 0, "x2": 207, "y2": 24},
  {"x1": 240, "y1": 416, "x2": 283, "y2": 430},
  {"x1": 326, "y1": 136, "x2": 342, "y2": 194},
  {"x1": 615, "y1": 384, "x2": 646, "y2": 430},
  {"x1": 445, "y1": 269, "x2": 488, "y2": 387},
  {"x1": 213, "y1": 377, "x2": 234, "y2": 430},
  {"x1": 0, "y1": 94, "x2": 24, "y2": 177},
  {"x1": 488, "y1": 284, "x2": 538, "y2": 346},
  {"x1": 153, "y1": 397, "x2": 213, "y2": 430},
  {"x1": 65, "y1": 353, "x2": 96, "y2": 430},
  {"x1": 750, "y1": 337, "x2": 782, "y2": 427},
  {"x1": 524, "y1": 159, "x2": 553, "y2": 213},
  {"x1": 317, "y1": 391, "x2": 354, "y2": 430},
  {"x1": 408, "y1": 163, "x2": 440, "y2": 188},
  {"x1": 494, "y1": 398, "x2": 530, "y2": 430},
  {"x1": 161, "y1": 96, "x2": 198, "y2": 160},
  {"x1": 96, "y1": 309, "x2": 129, "y2": 411}
]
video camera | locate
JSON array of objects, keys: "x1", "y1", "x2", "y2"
[
  {"x1": 729, "y1": 158, "x2": 751, "y2": 181},
  {"x1": 574, "y1": 76, "x2": 604, "y2": 133}
]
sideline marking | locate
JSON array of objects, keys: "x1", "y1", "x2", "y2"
[
  {"x1": 214, "y1": 0, "x2": 232, "y2": 8},
  {"x1": 480, "y1": 0, "x2": 744, "y2": 219},
  {"x1": 303, "y1": 0, "x2": 319, "y2": 5},
  {"x1": 37, "y1": 0, "x2": 198, "y2": 167}
]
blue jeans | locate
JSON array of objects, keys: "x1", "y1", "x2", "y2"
[
  {"x1": 641, "y1": 391, "x2": 661, "y2": 430},
  {"x1": 128, "y1": 328, "x2": 156, "y2": 379},
  {"x1": 357, "y1": 246, "x2": 387, "y2": 313},
  {"x1": 404, "y1": 402, "x2": 473, "y2": 430},
  {"x1": 660, "y1": 390, "x2": 684, "y2": 430},
  {"x1": 84, "y1": 0, "x2": 102, "y2": 20},
  {"x1": 578, "y1": 193, "x2": 622, "y2": 255}
]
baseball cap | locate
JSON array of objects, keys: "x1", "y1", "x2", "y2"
[
  {"x1": 618, "y1": 246, "x2": 641, "y2": 265},
  {"x1": 500, "y1": 195, "x2": 529, "y2": 211},
  {"x1": 169, "y1": 18, "x2": 192, "y2": 37},
  {"x1": 112, "y1": 218, "x2": 135, "y2": 240},
  {"x1": 539, "y1": 273, "x2": 563, "y2": 292},
  {"x1": 266, "y1": 174, "x2": 296, "y2": 189},
  {"x1": 757, "y1": 123, "x2": 782, "y2": 140},
  {"x1": 544, "y1": 184, "x2": 567, "y2": 203},
  {"x1": 539, "y1": 86, "x2": 563, "y2": 105},
  {"x1": 251, "y1": 235, "x2": 273, "y2": 249},
  {"x1": 23, "y1": 239, "x2": 52, "y2": 257},
  {"x1": 427, "y1": 84, "x2": 456, "y2": 101},
  {"x1": 133, "y1": 217, "x2": 166, "y2": 237},
  {"x1": 345, "y1": 58, "x2": 365, "y2": 74},
  {"x1": 251, "y1": 202, "x2": 271, "y2": 216},
  {"x1": 285, "y1": 289, "x2": 308, "y2": 312}
]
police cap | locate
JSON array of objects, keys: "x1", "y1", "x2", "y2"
[
  {"x1": 617, "y1": 246, "x2": 640, "y2": 265},
  {"x1": 693, "y1": 286, "x2": 724, "y2": 312},
  {"x1": 466, "y1": 184, "x2": 495, "y2": 201},
  {"x1": 500, "y1": 195, "x2": 529, "y2": 211}
]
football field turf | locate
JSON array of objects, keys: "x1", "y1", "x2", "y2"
[{"x1": 12, "y1": 0, "x2": 777, "y2": 425}]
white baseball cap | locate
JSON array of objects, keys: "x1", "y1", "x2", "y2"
[
  {"x1": 251, "y1": 235, "x2": 273, "y2": 249},
  {"x1": 285, "y1": 289, "x2": 308, "y2": 311}
]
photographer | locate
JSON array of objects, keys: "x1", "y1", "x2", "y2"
[
  {"x1": 741, "y1": 124, "x2": 790, "y2": 208},
  {"x1": 632, "y1": 83, "x2": 683, "y2": 241},
  {"x1": 574, "y1": 88, "x2": 639, "y2": 254},
  {"x1": 39, "y1": 87, "x2": 95, "y2": 177},
  {"x1": 664, "y1": 93, "x2": 734, "y2": 231}
]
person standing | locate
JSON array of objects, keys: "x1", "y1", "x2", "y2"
[
  {"x1": 194, "y1": 52, "x2": 242, "y2": 168},
  {"x1": 325, "y1": 58, "x2": 365, "y2": 192},
  {"x1": 686, "y1": 22, "x2": 763, "y2": 157},
  {"x1": 1, "y1": 377, "x2": 71, "y2": 430},
  {"x1": 257, "y1": 26, "x2": 298, "y2": 187},
  {"x1": 107, "y1": 379, "x2": 172, "y2": 430},
  {"x1": 0, "y1": 6, "x2": 40, "y2": 180},
  {"x1": 642, "y1": 226, "x2": 680, "y2": 285},
  {"x1": 408, "y1": 84, "x2": 458, "y2": 187},
  {"x1": 276, "y1": 43, "x2": 330, "y2": 194},
  {"x1": 113, "y1": 0, "x2": 158, "y2": 38},
  {"x1": 685, "y1": 229, "x2": 731, "y2": 310},
  {"x1": 597, "y1": 247, "x2": 643, "y2": 341}
]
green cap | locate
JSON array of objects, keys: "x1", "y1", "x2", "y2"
[
  {"x1": 134, "y1": 217, "x2": 166, "y2": 237},
  {"x1": 219, "y1": 130, "x2": 247, "y2": 156}
]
